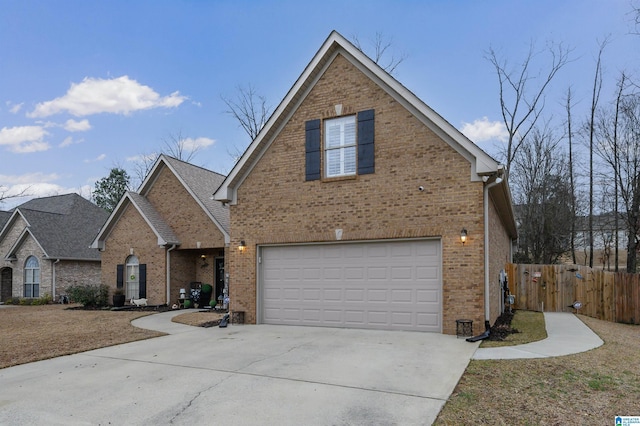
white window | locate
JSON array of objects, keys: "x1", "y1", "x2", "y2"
[
  {"x1": 325, "y1": 116, "x2": 356, "y2": 178},
  {"x1": 125, "y1": 255, "x2": 139, "y2": 300},
  {"x1": 24, "y1": 256, "x2": 40, "y2": 298}
]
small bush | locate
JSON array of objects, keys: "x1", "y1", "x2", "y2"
[
  {"x1": 66, "y1": 284, "x2": 110, "y2": 307},
  {"x1": 31, "y1": 294, "x2": 53, "y2": 305},
  {"x1": 19, "y1": 298, "x2": 33, "y2": 306}
]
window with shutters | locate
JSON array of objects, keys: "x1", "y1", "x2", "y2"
[
  {"x1": 305, "y1": 109, "x2": 374, "y2": 181},
  {"x1": 125, "y1": 255, "x2": 139, "y2": 300},
  {"x1": 324, "y1": 115, "x2": 356, "y2": 178}
]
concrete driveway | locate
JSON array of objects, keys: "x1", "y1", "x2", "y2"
[{"x1": 0, "y1": 312, "x2": 478, "y2": 425}]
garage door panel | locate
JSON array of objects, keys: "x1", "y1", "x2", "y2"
[{"x1": 260, "y1": 240, "x2": 442, "y2": 332}]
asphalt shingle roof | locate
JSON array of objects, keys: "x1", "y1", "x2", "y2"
[
  {"x1": 14, "y1": 194, "x2": 109, "y2": 260},
  {"x1": 161, "y1": 155, "x2": 229, "y2": 233},
  {"x1": 127, "y1": 192, "x2": 179, "y2": 245}
]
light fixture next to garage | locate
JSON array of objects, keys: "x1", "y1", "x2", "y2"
[
  {"x1": 460, "y1": 229, "x2": 468, "y2": 245},
  {"x1": 239, "y1": 240, "x2": 246, "y2": 253}
]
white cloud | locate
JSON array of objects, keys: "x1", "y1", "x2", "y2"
[
  {"x1": 59, "y1": 136, "x2": 84, "y2": 148},
  {"x1": 126, "y1": 153, "x2": 158, "y2": 163},
  {"x1": 181, "y1": 137, "x2": 215, "y2": 150},
  {"x1": 84, "y1": 153, "x2": 106, "y2": 163},
  {"x1": 0, "y1": 174, "x2": 90, "y2": 209},
  {"x1": 7, "y1": 102, "x2": 24, "y2": 114},
  {"x1": 28, "y1": 75, "x2": 187, "y2": 118},
  {"x1": 64, "y1": 119, "x2": 91, "y2": 132},
  {"x1": 460, "y1": 117, "x2": 509, "y2": 143},
  {"x1": 0, "y1": 125, "x2": 51, "y2": 153},
  {"x1": 11, "y1": 141, "x2": 51, "y2": 153}
]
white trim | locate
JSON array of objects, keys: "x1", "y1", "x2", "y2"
[{"x1": 214, "y1": 31, "x2": 502, "y2": 205}]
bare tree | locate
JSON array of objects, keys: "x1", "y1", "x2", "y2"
[
  {"x1": 595, "y1": 76, "x2": 640, "y2": 273},
  {"x1": 586, "y1": 39, "x2": 609, "y2": 267},
  {"x1": 129, "y1": 130, "x2": 204, "y2": 189},
  {"x1": 511, "y1": 124, "x2": 573, "y2": 264},
  {"x1": 222, "y1": 84, "x2": 271, "y2": 142},
  {"x1": 565, "y1": 87, "x2": 578, "y2": 264},
  {"x1": 0, "y1": 185, "x2": 31, "y2": 208},
  {"x1": 352, "y1": 32, "x2": 407, "y2": 74},
  {"x1": 486, "y1": 41, "x2": 571, "y2": 174}
]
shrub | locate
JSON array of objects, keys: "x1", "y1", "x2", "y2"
[
  {"x1": 66, "y1": 284, "x2": 110, "y2": 307},
  {"x1": 31, "y1": 294, "x2": 53, "y2": 305}
]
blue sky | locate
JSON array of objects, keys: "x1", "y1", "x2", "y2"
[{"x1": 1, "y1": 0, "x2": 638, "y2": 209}]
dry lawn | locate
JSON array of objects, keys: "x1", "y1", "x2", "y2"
[
  {"x1": 0, "y1": 304, "x2": 226, "y2": 369},
  {"x1": 2, "y1": 305, "x2": 639, "y2": 425},
  {"x1": 0, "y1": 304, "x2": 164, "y2": 369},
  {"x1": 436, "y1": 314, "x2": 640, "y2": 425}
]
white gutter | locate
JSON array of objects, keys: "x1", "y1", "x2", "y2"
[
  {"x1": 484, "y1": 176, "x2": 503, "y2": 328},
  {"x1": 166, "y1": 245, "x2": 177, "y2": 305},
  {"x1": 52, "y1": 259, "x2": 60, "y2": 301}
]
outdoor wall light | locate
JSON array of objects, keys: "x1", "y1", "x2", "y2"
[
  {"x1": 460, "y1": 229, "x2": 468, "y2": 244},
  {"x1": 239, "y1": 240, "x2": 246, "y2": 252}
]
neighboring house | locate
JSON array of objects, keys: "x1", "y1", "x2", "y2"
[
  {"x1": 92, "y1": 155, "x2": 229, "y2": 306},
  {"x1": 0, "y1": 194, "x2": 109, "y2": 302},
  {"x1": 214, "y1": 31, "x2": 517, "y2": 334}
]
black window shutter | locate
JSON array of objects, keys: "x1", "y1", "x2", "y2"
[
  {"x1": 305, "y1": 119, "x2": 321, "y2": 181},
  {"x1": 357, "y1": 109, "x2": 375, "y2": 175},
  {"x1": 116, "y1": 264, "x2": 124, "y2": 289},
  {"x1": 139, "y1": 264, "x2": 147, "y2": 298}
]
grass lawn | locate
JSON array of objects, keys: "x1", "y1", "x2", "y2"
[{"x1": 435, "y1": 311, "x2": 640, "y2": 425}]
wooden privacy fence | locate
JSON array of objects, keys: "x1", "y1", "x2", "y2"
[{"x1": 506, "y1": 263, "x2": 640, "y2": 325}]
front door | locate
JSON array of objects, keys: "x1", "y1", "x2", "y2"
[
  {"x1": 215, "y1": 258, "x2": 224, "y2": 304},
  {"x1": 0, "y1": 268, "x2": 12, "y2": 302}
]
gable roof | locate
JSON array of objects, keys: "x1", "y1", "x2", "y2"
[
  {"x1": 1, "y1": 193, "x2": 109, "y2": 261},
  {"x1": 0, "y1": 211, "x2": 10, "y2": 229},
  {"x1": 91, "y1": 155, "x2": 229, "y2": 249},
  {"x1": 213, "y1": 30, "x2": 505, "y2": 206},
  {"x1": 146, "y1": 155, "x2": 230, "y2": 235}
]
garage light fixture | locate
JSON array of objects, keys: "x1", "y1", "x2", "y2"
[
  {"x1": 460, "y1": 229, "x2": 468, "y2": 244},
  {"x1": 238, "y1": 240, "x2": 246, "y2": 253}
]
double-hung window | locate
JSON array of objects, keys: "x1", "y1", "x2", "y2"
[
  {"x1": 324, "y1": 115, "x2": 356, "y2": 178},
  {"x1": 305, "y1": 109, "x2": 374, "y2": 181}
]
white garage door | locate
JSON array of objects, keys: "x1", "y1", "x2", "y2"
[{"x1": 259, "y1": 239, "x2": 442, "y2": 332}]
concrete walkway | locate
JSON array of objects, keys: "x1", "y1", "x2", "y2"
[{"x1": 473, "y1": 312, "x2": 604, "y2": 360}]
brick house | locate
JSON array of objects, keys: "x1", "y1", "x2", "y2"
[
  {"x1": 92, "y1": 155, "x2": 229, "y2": 306},
  {"x1": 214, "y1": 31, "x2": 517, "y2": 334},
  {"x1": 0, "y1": 194, "x2": 109, "y2": 302}
]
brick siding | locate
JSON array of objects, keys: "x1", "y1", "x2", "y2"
[{"x1": 228, "y1": 54, "x2": 506, "y2": 334}]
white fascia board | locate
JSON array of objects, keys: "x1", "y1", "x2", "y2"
[
  {"x1": 162, "y1": 158, "x2": 230, "y2": 244},
  {"x1": 214, "y1": 33, "x2": 341, "y2": 204},
  {"x1": 90, "y1": 192, "x2": 132, "y2": 249}
]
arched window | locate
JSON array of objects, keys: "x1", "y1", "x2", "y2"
[
  {"x1": 24, "y1": 256, "x2": 40, "y2": 298},
  {"x1": 125, "y1": 255, "x2": 139, "y2": 300}
]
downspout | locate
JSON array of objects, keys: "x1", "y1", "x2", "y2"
[
  {"x1": 166, "y1": 245, "x2": 177, "y2": 305},
  {"x1": 52, "y1": 259, "x2": 60, "y2": 301},
  {"x1": 483, "y1": 176, "x2": 503, "y2": 330}
]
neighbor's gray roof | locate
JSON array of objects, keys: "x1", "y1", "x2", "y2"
[
  {"x1": 0, "y1": 211, "x2": 10, "y2": 229},
  {"x1": 9, "y1": 194, "x2": 109, "y2": 260}
]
